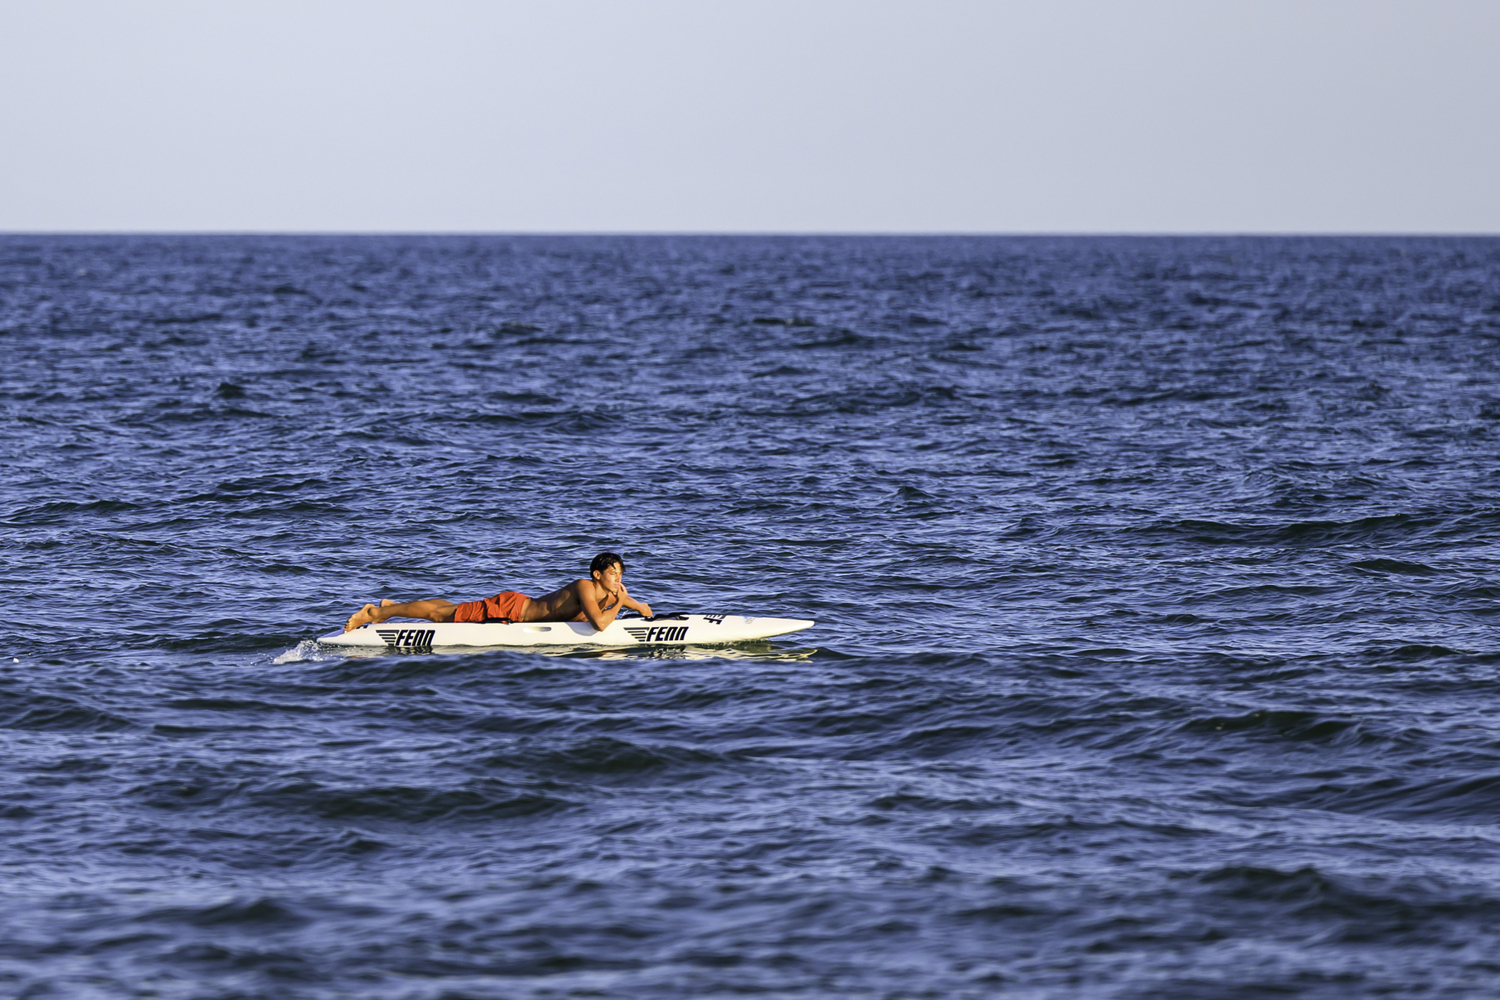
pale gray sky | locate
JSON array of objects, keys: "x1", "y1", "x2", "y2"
[{"x1": 1, "y1": 0, "x2": 1496, "y2": 232}]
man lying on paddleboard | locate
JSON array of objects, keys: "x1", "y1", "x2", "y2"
[{"x1": 343, "y1": 552, "x2": 652, "y2": 633}]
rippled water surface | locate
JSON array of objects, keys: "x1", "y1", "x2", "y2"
[{"x1": 4, "y1": 235, "x2": 1500, "y2": 998}]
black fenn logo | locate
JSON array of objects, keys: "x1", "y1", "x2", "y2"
[
  {"x1": 624, "y1": 625, "x2": 689, "y2": 643},
  {"x1": 377, "y1": 628, "x2": 436, "y2": 648},
  {"x1": 703, "y1": 615, "x2": 726, "y2": 624}
]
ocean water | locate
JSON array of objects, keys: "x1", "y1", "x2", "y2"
[{"x1": 3, "y1": 234, "x2": 1500, "y2": 999}]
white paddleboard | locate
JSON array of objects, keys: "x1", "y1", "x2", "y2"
[{"x1": 318, "y1": 613, "x2": 814, "y2": 651}]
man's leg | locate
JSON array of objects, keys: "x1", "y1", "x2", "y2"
[{"x1": 345, "y1": 599, "x2": 458, "y2": 632}]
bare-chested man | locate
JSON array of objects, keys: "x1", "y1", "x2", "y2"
[{"x1": 343, "y1": 552, "x2": 651, "y2": 633}]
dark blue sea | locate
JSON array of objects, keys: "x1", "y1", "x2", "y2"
[{"x1": 4, "y1": 234, "x2": 1500, "y2": 999}]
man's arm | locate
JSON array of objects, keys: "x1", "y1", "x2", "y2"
[
  {"x1": 576, "y1": 578, "x2": 625, "y2": 631},
  {"x1": 618, "y1": 586, "x2": 652, "y2": 620}
]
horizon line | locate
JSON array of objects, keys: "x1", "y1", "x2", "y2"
[{"x1": 2, "y1": 230, "x2": 1498, "y2": 239}]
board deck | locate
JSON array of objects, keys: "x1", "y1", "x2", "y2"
[{"x1": 318, "y1": 614, "x2": 814, "y2": 650}]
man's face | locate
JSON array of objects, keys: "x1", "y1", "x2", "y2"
[{"x1": 594, "y1": 563, "x2": 623, "y2": 592}]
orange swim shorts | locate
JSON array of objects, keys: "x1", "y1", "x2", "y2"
[{"x1": 453, "y1": 591, "x2": 531, "y2": 623}]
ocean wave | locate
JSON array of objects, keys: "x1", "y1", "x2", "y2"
[
  {"x1": 478, "y1": 736, "x2": 741, "y2": 778},
  {"x1": 1268, "y1": 773, "x2": 1500, "y2": 823},
  {"x1": 251, "y1": 780, "x2": 575, "y2": 823},
  {"x1": 1, "y1": 691, "x2": 135, "y2": 732}
]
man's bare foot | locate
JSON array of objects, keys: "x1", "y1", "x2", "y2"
[
  {"x1": 381, "y1": 599, "x2": 399, "y2": 607},
  {"x1": 345, "y1": 603, "x2": 380, "y2": 631}
]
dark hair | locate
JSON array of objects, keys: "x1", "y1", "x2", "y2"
[{"x1": 590, "y1": 552, "x2": 624, "y2": 576}]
